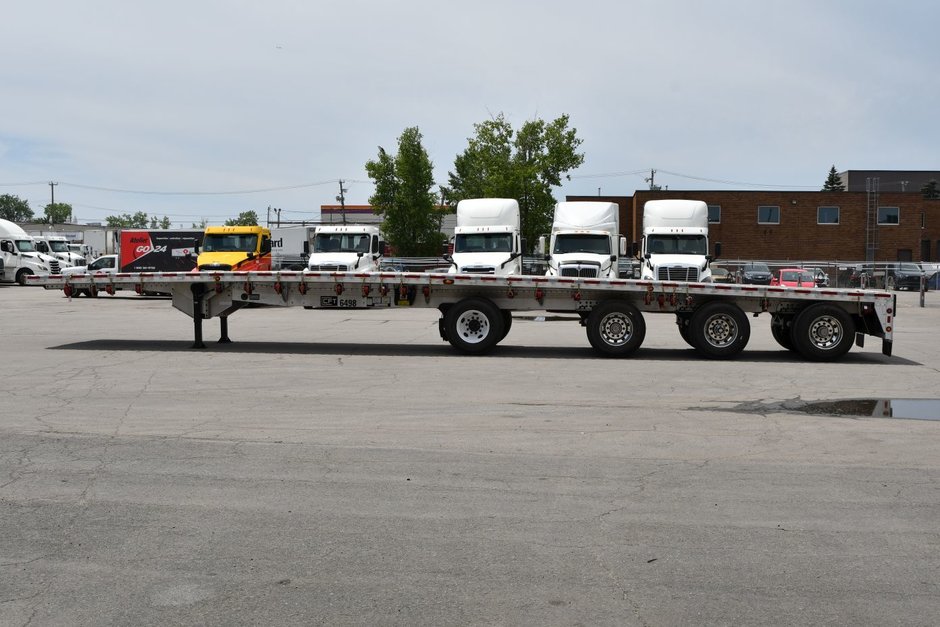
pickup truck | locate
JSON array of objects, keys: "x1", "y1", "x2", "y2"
[{"x1": 60, "y1": 255, "x2": 119, "y2": 297}]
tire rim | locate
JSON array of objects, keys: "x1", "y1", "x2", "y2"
[
  {"x1": 600, "y1": 312, "x2": 632, "y2": 346},
  {"x1": 455, "y1": 309, "x2": 490, "y2": 344},
  {"x1": 807, "y1": 315, "x2": 843, "y2": 350},
  {"x1": 703, "y1": 313, "x2": 738, "y2": 348}
]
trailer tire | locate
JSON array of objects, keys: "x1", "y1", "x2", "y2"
[
  {"x1": 676, "y1": 313, "x2": 695, "y2": 347},
  {"x1": 586, "y1": 301, "x2": 646, "y2": 357},
  {"x1": 770, "y1": 314, "x2": 795, "y2": 351},
  {"x1": 690, "y1": 301, "x2": 750, "y2": 359},
  {"x1": 790, "y1": 304, "x2": 854, "y2": 361},
  {"x1": 443, "y1": 298, "x2": 504, "y2": 354},
  {"x1": 500, "y1": 310, "x2": 513, "y2": 341}
]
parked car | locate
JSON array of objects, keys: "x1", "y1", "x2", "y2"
[
  {"x1": 771, "y1": 268, "x2": 816, "y2": 288},
  {"x1": 890, "y1": 262, "x2": 930, "y2": 291},
  {"x1": 711, "y1": 267, "x2": 735, "y2": 283},
  {"x1": 738, "y1": 262, "x2": 772, "y2": 285}
]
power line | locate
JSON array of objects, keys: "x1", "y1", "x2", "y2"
[
  {"x1": 57, "y1": 179, "x2": 343, "y2": 196},
  {"x1": 570, "y1": 168, "x2": 819, "y2": 189}
]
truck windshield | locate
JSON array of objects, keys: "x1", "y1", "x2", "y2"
[
  {"x1": 49, "y1": 241, "x2": 70, "y2": 253},
  {"x1": 454, "y1": 233, "x2": 512, "y2": 253},
  {"x1": 15, "y1": 239, "x2": 37, "y2": 253},
  {"x1": 646, "y1": 235, "x2": 707, "y2": 255},
  {"x1": 553, "y1": 234, "x2": 610, "y2": 255},
  {"x1": 313, "y1": 233, "x2": 370, "y2": 253},
  {"x1": 202, "y1": 234, "x2": 259, "y2": 252}
]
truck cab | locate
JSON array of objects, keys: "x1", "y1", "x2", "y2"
[
  {"x1": 446, "y1": 198, "x2": 523, "y2": 275},
  {"x1": 638, "y1": 200, "x2": 719, "y2": 283},
  {"x1": 197, "y1": 226, "x2": 272, "y2": 272},
  {"x1": 307, "y1": 225, "x2": 384, "y2": 272},
  {"x1": 0, "y1": 218, "x2": 60, "y2": 284},
  {"x1": 34, "y1": 235, "x2": 85, "y2": 267},
  {"x1": 541, "y1": 201, "x2": 625, "y2": 279}
]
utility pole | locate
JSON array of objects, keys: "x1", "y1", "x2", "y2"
[
  {"x1": 49, "y1": 181, "x2": 58, "y2": 225},
  {"x1": 336, "y1": 180, "x2": 348, "y2": 225},
  {"x1": 644, "y1": 169, "x2": 656, "y2": 191}
]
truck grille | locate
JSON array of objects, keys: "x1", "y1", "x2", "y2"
[
  {"x1": 560, "y1": 265, "x2": 599, "y2": 278},
  {"x1": 657, "y1": 266, "x2": 699, "y2": 282},
  {"x1": 461, "y1": 266, "x2": 495, "y2": 274},
  {"x1": 309, "y1": 264, "x2": 349, "y2": 272},
  {"x1": 49, "y1": 260, "x2": 61, "y2": 274}
]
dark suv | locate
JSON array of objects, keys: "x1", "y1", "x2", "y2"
[
  {"x1": 890, "y1": 263, "x2": 930, "y2": 290},
  {"x1": 738, "y1": 262, "x2": 772, "y2": 285}
]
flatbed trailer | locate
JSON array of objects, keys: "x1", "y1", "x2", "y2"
[{"x1": 27, "y1": 270, "x2": 896, "y2": 361}]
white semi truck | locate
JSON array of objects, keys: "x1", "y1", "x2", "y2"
[
  {"x1": 306, "y1": 225, "x2": 385, "y2": 273},
  {"x1": 638, "y1": 200, "x2": 719, "y2": 283},
  {"x1": 0, "y1": 218, "x2": 61, "y2": 284},
  {"x1": 445, "y1": 198, "x2": 523, "y2": 275},
  {"x1": 29, "y1": 266, "x2": 896, "y2": 363},
  {"x1": 541, "y1": 201, "x2": 625, "y2": 279},
  {"x1": 33, "y1": 235, "x2": 86, "y2": 267}
]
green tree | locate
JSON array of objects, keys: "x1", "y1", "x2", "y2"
[
  {"x1": 822, "y1": 165, "x2": 845, "y2": 191},
  {"x1": 192, "y1": 218, "x2": 208, "y2": 229},
  {"x1": 365, "y1": 126, "x2": 443, "y2": 256},
  {"x1": 920, "y1": 179, "x2": 940, "y2": 199},
  {"x1": 106, "y1": 211, "x2": 150, "y2": 228},
  {"x1": 147, "y1": 215, "x2": 173, "y2": 229},
  {"x1": 0, "y1": 194, "x2": 34, "y2": 222},
  {"x1": 444, "y1": 113, "x2": 584, "y2": 247},
  {"x1": 225, "y1": 210, "x2": 259, "y2": 226},
  {"x1": 39, "y1": 202, "x2": 73, "y2": 224}
]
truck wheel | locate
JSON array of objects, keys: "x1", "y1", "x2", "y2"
[
  {"x1": 676, "y1": 313, "x2": 694, "y2": 347},
  {"x1": 443, "y1": 298, "x2": 504, "y2": 354},
  {"x1": 586, "y1": 301, "x2": 646, "y2": 357},
  {"x1": 689, "y1": 301, "x2": 750, "y2": 359},
  {"x1": 770, "y1": 314, "x2": 795, "y2": 351},
  {"x1": 790, "y1": 304, "x2": 854, "y2": 361},
  {"x1": 500, "y1": 310, "x2": 513, "y2": 341},
  {"x1": 15, "y1": 268, "x2": 32, "y2": 286}
]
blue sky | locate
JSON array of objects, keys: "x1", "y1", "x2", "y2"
[{"x1": 2, "y1": 0, "x2": 937, "y2": 226}]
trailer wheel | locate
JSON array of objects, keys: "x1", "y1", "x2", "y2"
[
  {"x1": 500, "y1": 310, "x2": 513, "y2": 341},
  {"x1": 676, "y1": 313, "x2": 694, "y2": 347},
  {"x1": 586, "y1": 301, "x2": 646, "y2": 357},
  {"x1": 790, "y1": 304, "x2": 854, "y2": 361},
  {"x1": 689, "y1": 301, "x2": 750, "y2": 359},
  {"x1": 443, "y1": 298, "x2": 504, "y2": 354},
  {"x1": 15, "y1": 268, "x2": 32, "y2": 286},
  {"x1": 770, "y1": 314, "x2": 795, "y2": 351}
]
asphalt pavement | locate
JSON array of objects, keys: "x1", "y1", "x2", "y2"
[{"x1": 1, "y1": 284, "x2": 938, "y2": 626}]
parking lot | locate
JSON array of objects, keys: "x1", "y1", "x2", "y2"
[{"x1": 1, "y1": 285, "x2": 938, "y2": 626}]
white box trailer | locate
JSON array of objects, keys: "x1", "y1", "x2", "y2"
[{"x1": 28, "y1": 269, "x2": 896, "y2": 362}]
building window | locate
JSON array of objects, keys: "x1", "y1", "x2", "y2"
[
  {"x1": 707, "y1": 205, "x2": 721, "y2": 224},
  {"x1": 878, "y1": 206, "x2": 900, "y2": 225},
  {"x1": 757, "y1": 205, "x2": 780, "y2": 224},
  {"x1": 817, "y1": 206, "x2": 840, "y2": 224}
]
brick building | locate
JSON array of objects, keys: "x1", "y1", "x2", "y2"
[{"x1": 568, "y1": 190, "x2": 940, "y2": 263}]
